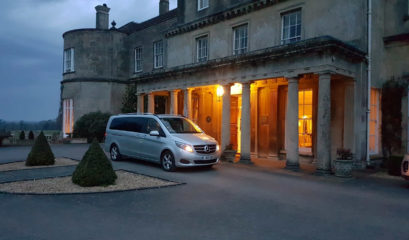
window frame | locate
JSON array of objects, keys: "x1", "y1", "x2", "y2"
[
  {"x1": 153, "y1": 40, "x2": 164, "y2": 69},
  {"x1": 196, "y1": 35, "x2": 209, "y2": 63},
  {"x1": 198, "y1": 0, "x2": 209, "y2": 11},
  {"x1": 63, "y1": 48, "x2": 75, "y2": 73},
  {"x1": 134, "y1": 47, "x2": 143, "y2": 73},
  {"x1": 233, "y1": 24, "x2": 249, "y2": 55},
  {"x1": 281, "y1": 9, "x2": 302, "y2": 45}
]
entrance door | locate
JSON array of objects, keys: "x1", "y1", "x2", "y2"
[{"x1": 199, "y1": 91, "x2": 215, "y2": 137}]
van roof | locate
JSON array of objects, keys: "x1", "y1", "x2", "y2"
[{"x1": 114, "y1": 113, "x2": 185, "y2": 118}]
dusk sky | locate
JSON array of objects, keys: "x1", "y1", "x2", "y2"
[{"x1": 0, "y1": 0, "x2": 177, "y2": 122}]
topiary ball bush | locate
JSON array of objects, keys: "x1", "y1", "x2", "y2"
[
  {"x1": 25, "y1": 132, "x2": 55, "y2": 166},
  {"x1": 72, "y1": 139, "x2": 117, "y2": 187}
]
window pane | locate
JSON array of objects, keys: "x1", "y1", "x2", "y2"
[
  {"x1": 290, "y1": 14, "x2": 296, "y2": 25},
  {"x1": 304, "y1": 105, "x2": 312, "y2": 118},
  {"x1": 304, "y1": 90, "x2": 312, "y2": 104}
]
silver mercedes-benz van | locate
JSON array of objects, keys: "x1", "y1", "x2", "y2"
[{"x1": 104, "y1": 114, "x2": 220, "y2": 171}]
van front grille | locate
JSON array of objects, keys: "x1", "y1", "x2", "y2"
[
  {"x1": 194, "y1": 159, "x2": 217, "y2": 164},
  {"x1": 194, "y1": 144, "x2": 216, "y2": 154}
]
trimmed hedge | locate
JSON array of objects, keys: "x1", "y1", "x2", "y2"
[
  {"x1": 26, "y1": 132, "x2": 55, "y2": 166},
  {"x1": 72, "y1": 140, "x2": 117, "y2": 187},
  {"x1": 73, "y1": 112, "x2": 111, "y2": 142}
]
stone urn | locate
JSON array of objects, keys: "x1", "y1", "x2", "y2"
[
  {"x1": 221, "y1": 145, "x2": 237, "y2": 163},
  {"x1": 334, "y1": 148, "x2": 354, "y2": 178}
]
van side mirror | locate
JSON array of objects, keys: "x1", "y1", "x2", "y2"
[{"x1": 149, "y1": 130, "x2": 160, "y2": 136}]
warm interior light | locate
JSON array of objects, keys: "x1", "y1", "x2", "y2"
[
  {"x1": 231, "y1": 83, "x2": 242, "y2": 95},
  {"x1": 217, "y1": 85, "x2": 225, "y2": 97}
]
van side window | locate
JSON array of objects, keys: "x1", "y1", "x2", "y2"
[
  {"x1": 110, "y1": 117, "x2": 147, "y2": 133},
  {"x1": 110, "y1": 118, "x2": 125, "y2": 130},
  {"x1": 129, "y1": 117, "x2": 147, "y2": 133},
  {"x1": 144, "y1": 119, "x2": 165, "y2": 136}
]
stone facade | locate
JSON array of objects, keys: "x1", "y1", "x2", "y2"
[{"x1": 61, "y1": 0, "x2": 409, "y2": 171}]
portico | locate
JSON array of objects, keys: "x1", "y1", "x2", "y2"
[{"x1": 133, "y1": 37, "x2": 366, "y2": 173}]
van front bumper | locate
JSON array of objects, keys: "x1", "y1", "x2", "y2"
[{"x1": 174, "y1": 149, "x2": 220, "y2": 167}]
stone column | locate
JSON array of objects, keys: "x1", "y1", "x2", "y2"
[
  {"x1": 285, "y1": 77, "x2": 300, "y2": 170},
  {"x1": 184, "y1": 88, "x2": 192, "y2": 119},
  {"x1": 221, "y1": 84, "x2": 231, "y2": 151},
  {"x1": 147, "y1": 93, "x2": 155, "y2": 114},
  {"x1": 240, "y1": 82, "x2": 252, "y2": 163},
  {"x1": 137, "y1": 94, "x2": 144, "y2": 113},
  {"x1": 170, "y1": 90, "x2": 178, "y2": 115},
  {"x1": 316, "y1": 73, "x2": 332, "y2": 175}
]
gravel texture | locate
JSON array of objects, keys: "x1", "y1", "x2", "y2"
[
  {"x1": 0, "y1": 158, "x2": 78, "y2": 172},
  {"x1": 0, "y1": 170, "x2": 178, "y2": 194}
]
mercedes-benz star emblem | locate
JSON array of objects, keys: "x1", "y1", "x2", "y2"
[{"x1": 204, "y1": 145, "x2": 209, "y2": 152}]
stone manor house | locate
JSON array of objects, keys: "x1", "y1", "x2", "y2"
[{"x1": 61, "y1": 0, "x2": 409, "y2": 173}]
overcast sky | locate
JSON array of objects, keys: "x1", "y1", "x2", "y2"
[{"x1": 0, "y1": 0, "x2": 177, "y2": 122}]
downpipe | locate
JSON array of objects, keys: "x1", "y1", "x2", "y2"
[{"x1": 366, "y1": 0, "x2": 372, "y2": 167}]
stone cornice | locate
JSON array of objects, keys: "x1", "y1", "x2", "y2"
[
  {"x1": 61, "y1": 78, "x2": 128, "y2": 84},
  {"x1": 166, "y1": 0, "x2": 288, "y2": 38},
  {"x1": 130, "y1": 36, "x2": 366, "y2": 83}
]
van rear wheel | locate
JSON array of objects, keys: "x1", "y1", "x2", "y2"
[
  {"x1": 161, "y1": 151, "x2": 176, "y2": 172},
  {"x1": 110, "y1": 145, "x2": 121, "y2": 161}
]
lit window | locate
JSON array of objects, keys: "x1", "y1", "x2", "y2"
[
  {"x1": 63, "y1": 48, "x2": 75, "y2": 73},
  {"x1": 369, "y1": 88, "x2": 381, "y2": 154},
  {"x1": 198, "y1": 0, "x2": 209, "y2": 11},
  {"x1": 134, "y1": 47, "x2": 143, "y2": 72},
  {"x1": 281, "y1": 10, "x2": 302, "y2": 44},
  {"x1": 233, "y1": 24, "x2": 248, "y2": 55},
  {"x1": 63, "y1": 99, "x2": 74, "y2": 138},
  {"x1": 196, "y1": 35, "x2": 208, "y2": 62},
  {"x1": 298, "y1": 89, "x2": 313, "y2": 151},
  {"x1": 153, "y1": 40, "x2": 163, "y2": 69}
]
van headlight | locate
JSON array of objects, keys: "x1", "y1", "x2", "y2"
[
  {"x1": 176, "y1": 142, "x2": 194, "y2": 153},
  {"x1": 216, "y1": 144, "x2": 220, "y2": 151}
]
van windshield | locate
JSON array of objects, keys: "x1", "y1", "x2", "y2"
[{"x1": 160, "y1": 118, "x2": 202, "y2": 134}]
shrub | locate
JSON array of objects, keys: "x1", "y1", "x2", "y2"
[
  {"x1": 73, "y1": 112, "x2": 111, "y2": 142},
  {"x1": 386, "y1": 156, "x2": 403, "y2": 176},
  {"x1": 72, "y1": 139, "x2": 117, "y2": 187},
  {"x1": 19, "y1": 130, "x2": 25, "y2": 140},
  {"x1": 26, "y1": 132, "x2": 55, "y2": 166},
  {"x1": 28, "y1": 131, "x2": 35, "y2": 140},
  {"x1": 121, "y1": 84, "x2": 138, "y2": 113}
]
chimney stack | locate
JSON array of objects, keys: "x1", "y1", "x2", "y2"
[
  {"x1": 159, "y1": 0, "x2": 169, "y2": 15},
  {"x1": 95, "y1": 4, "x2": 110, "y2": 30}
]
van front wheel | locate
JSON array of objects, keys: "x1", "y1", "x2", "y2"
[{"x1": 161, "y1": 151, "x2": 176, "y2": 172}]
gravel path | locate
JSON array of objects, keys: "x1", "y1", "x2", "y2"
[
  {"x1": 0, "y1": 158, "x2": 78, "y2": 172},
  {"x1": 0, "y1": 170, "x2": 179, "y2": 194}
]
